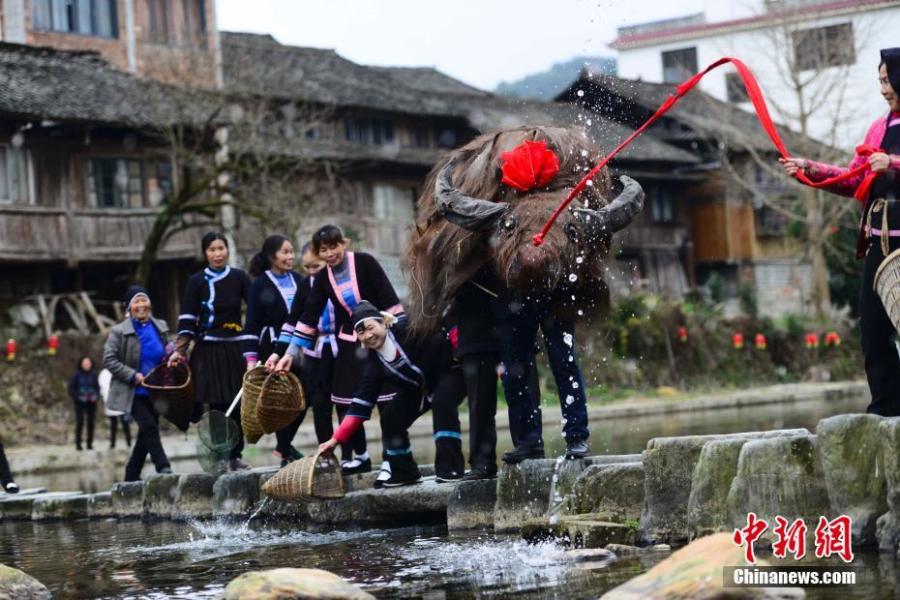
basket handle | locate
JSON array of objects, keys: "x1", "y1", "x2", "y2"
[{"x1": 307, "y1": 448, "x2": 336, "y2": 493}]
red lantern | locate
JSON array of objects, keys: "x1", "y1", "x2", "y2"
[
  {"x1": 754, "y1": 333, "x2": 767, "y2": 350},
  {"x1": 5, "y1": 339, "x2": 16, "y2": 362},
  {"x1": 732, "y1": 332, "x2": 744, "y2": 350},
  {"x1": 47, "y1": 334, "x2": 59, "y2": 356},
  {"x1": 677, "y1": 326, "x2": 688, "y2": 343},
  {"x1": 824, "y1": 331, "x2": 842, "y2": 347},
  {"x1": 805, "y1": 332, "x2": 819, "y2": 349}
]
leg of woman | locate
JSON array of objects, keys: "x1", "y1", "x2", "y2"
[
  {"x1": 74, "y1": 402, "x2": 85, "y2": 450},
  {"x1": 861, "y1": 240, "x2": 900, "y2": 415},
  {"x1": 0, "y1": 442, "x2": 14, "y2": 487},
  {"x1": 540, "y1": 314, "x2": 589, "y2": 444},
  {"x1": 126, "y1": 395, "x2": 170, "y2": 481},
  {"x1": 274, "y1": 411, "x2": 306, "y2": 459},
  {"x1": 379, "y1": 389, "x2": 426, "y2": 484},
  {"x1": 464, "y1": 352, "x2": 499, "y2": 473},
  {"x1": 109, "y1": 416, "x2": 118, "y2": 449},
  {"x1": 122, "y1": 416, "x2": 132, "y2": 447},
  {"x1": 431, "y1": 366, "x2": 466, "y2": 479},
  {"x1": 86, "y1": 402, "x2": 96, "y2": 450}
]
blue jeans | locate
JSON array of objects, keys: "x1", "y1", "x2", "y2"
[{"x1": 499, "y1": 302, "x2": 589, "y2": 445}]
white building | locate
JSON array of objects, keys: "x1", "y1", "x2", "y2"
[{"x1": 610, "y1": 0, "x2": 900, "y2": 151}]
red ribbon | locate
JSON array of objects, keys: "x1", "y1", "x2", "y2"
[{"x1": 533, "y1": 56, "x2": 884, "y2": 246}]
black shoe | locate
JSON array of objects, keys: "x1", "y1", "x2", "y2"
[
  {"x1": 373, "y1": 461, "x2": 391, "y2": 489},
  {"x1": 502, "y1": 442, "x2": 545, "y2": 464},
  {"x1": 76, "y1": 444, "x2": 83, "y2": 451},
  {"x1": 382, "y1": 472, "x2": 422, "y2": 488},
  {"x1": 4, "y1": 482, "x2": 19, "y2": 494},
  {"x1": 341, "y1": 457, "x2": 372, "y2": 475},
  {"x1": 277, "y1": 446, "x2": 304, "y2": 468},
  {"x1": 158, "y1": 466, "x2": 173, "y2": 474},
  {"x1": 565, "y1": 439, "x2": 589, "y2": 459},
  {"x1": 435, "y1": 471, "x2": 463, "y2": 483},
  {"x1": 229, "y1": 458, "x2": 250, "y2": 471},
  {"x1": 462, "y1": 465, "x2": 498, "y2": 481}
]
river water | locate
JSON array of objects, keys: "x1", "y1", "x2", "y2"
[{"x1": 2, "y1": 390, "x2": 890, "y2": 598}]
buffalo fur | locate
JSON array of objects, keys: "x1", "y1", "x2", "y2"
[{"x1": 403, "y1": 126, "x2": 614, "y2": 336}]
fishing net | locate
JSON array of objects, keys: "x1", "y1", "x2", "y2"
[{"x1": 195, "y1": 409, "x2": 241, "y2": 475}]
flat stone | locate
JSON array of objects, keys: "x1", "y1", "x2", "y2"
[
  {"x1": 224, "y1": 567, "x2": 374, "y2": 600},
  {"x1": 143, "y1": 473, "x2": 181, "y2": 518},
  {"x1": 1, "y1": 492, "x2": 82, "y2": 521},
  {"x1": 0, "y1": 563, "x2": 51, "y2": 599},
  {"x1": 565, "y1": 463, "x2": 644, "y2": 521},
  {"x1": 600, "y1": 533, "x2": 804, "y2": 599},
  {"x1": 213, "y1": 471, "x2": 262, "y2": 516},
  {"x1": 586, "y1": 454, "x2": 642, "y2": 466},
  {"x1": 87, "y1": 492, "x2": 115, "y2": 519},
  {"x1": 816, "y1": 414, "x2": 886, "y2": 547},
  {"x1": 727, "y1": 434, "x2": 829, "y2": 545},
  {"x1": 447, "y1": 479, "x2": 497, "y2": 531},
  {"x1": 522, "y1": 514, "x2": 636, "y2": 548},
  {"x1": 494, "y1": 457, "x2": 587, "y2": 533},
  {"x1": 172, "y1": 473, "x2": 217, "y2": 520},
  {"x1": 32, "y1": 493, "x2": 90, "y2": 521},
  {"x1": 876, "y1": 418, "x2": 900, "y2": 551},
  {"x1": 111, "y1": 481, "x2": 145, "y2": 518},
  {"x1": 639, "y1": 429, "x2": 809, "y2": 545}
]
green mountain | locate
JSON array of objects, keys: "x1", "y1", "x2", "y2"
[{"x1": 495, "y1": 56, "x2": 617, "y2": 100}]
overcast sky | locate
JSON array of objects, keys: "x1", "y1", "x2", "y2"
[{"x1": 215, "y1": 0, "x2": 706, "y2": 90}]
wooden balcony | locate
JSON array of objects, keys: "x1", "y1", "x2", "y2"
[{"x1": 0, "y1": 205, "x2": 197, "y2": 263}]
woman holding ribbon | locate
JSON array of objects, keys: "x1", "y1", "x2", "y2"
[{"x1": 780, "y1": 48, "x2": 900, "y2": 415}]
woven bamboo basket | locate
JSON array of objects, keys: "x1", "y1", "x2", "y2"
[
  {"x1": 256, "y1": 371, "x2": 305, "y2": 434},
  {"x1": 142, "y1": 363, "x2": 194, "y2": 432},
  {"x1": 240, "y1": 367, "x2": 267, "y2": 443},
  {"x1": 874, "y1": 247, "x2": 900, "y2": 333},
  {"x1": 262, "y1": 449, "x2": 344, "y2": 502}
]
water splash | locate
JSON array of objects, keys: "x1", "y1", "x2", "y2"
[
  {"x1": 547, "y1": 456, "x2": 567, "y2": 525},
  {"x1": 245, "y1": 497, "x2": 272, "y2": 527}
]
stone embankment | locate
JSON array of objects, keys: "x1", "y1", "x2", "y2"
[{"x1": 3, "y1": 412, "x2": 899, "y2": 557}]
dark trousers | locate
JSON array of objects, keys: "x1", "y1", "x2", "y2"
[
  {"x1": 109, "y1": 416, "x2": 132, "y2": 449},
  {"x1": 293, "y1": 350, "x2": 337, "y2": 447},
  {"x1": 336, "y1": 403, "x2": 374, "y2": 460},
  {"x1": 862, "y1": 239, "x2": 900, "y2": 415},
  {"x1": 125, "y1": 394, "x2": 171, "y2": 481},
  {"x1": 74, "y1": 401, "x2": 97, "y2": 449},
  {"x1": 500, "y1": 303, "x2": 590, "y2": 446},
  {"x1": 0, "y1": 442, "x2": 14, "y2": 487},
  {"x1": 431, "y1": 364, "x2": 466, "y2": 477},
  {"x1": 461, "y1": 353, "x2": 499, "y2": 470}
]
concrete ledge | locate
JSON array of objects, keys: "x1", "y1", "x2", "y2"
[
  {"x1": 144, "y1": 474, "x2": 181, "y2": 518},
  {"x1": 111, "y1": 481, "x2": 145, "y2": 518},
  {"x1": 32, "y1": 493, "x2": 90, "y2": 521},
  {"x1": 448, "y1": 479, "x2": 497, "y2": 531}
]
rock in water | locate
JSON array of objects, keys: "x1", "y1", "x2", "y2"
[
  {"x1": 600, "y1": 533, "x2": 805, "y2": 599},
  {"x1": 0, "y1": 564, "x2": 52, "y2": 600},
  {"x1": 224, "y1": 568, "x2": 374, "y2": 600}
]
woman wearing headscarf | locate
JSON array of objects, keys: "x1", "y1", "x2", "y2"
[
  {"x1": 780, "y1": 48, "x2": 900, "y2": 415},
  {"x1": 103, "y1": 286, "x2": 173, "y2": 481},
  {"x1": 172, "y1": 232, "x2": 252, "y2": 470}
]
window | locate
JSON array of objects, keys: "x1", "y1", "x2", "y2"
[
  {"x1": 344, "y1": 118, "x2": 395, "y2": 145},
  {"x1": 147, "y1": 160, "x2": 173, "y2": 206},
  {"x1": 32, "y1": 0, "x2": 118, "y2": 38},
  {"x1": 146, "y1": 0, "x2": 171, "y2": 44},
  {"x1": 373, "y1": 184, "x2": 415, "y2": 221},
  {"x1": 726, "y1": 72, "x2": 749, "y2": 103},
  {"x1": 182, "y1": 0, "x2": 207, "y2": 43},
  {"x1": 0, "y1": 146, "x2": 30, "y2": 204},
  {"x1": 650, "y1": 186, "x2": 674, "y2": 224},
  {"x1": 792, "y1": 23, "x2": 854, "y2": 71},
  {"x1": 662, "y1": 47, "x2": 697, "y2": 84},
  {"x1": 88, "y1": 157, "x2": 173, "y2": 208}
]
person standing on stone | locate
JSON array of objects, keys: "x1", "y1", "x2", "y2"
[
  {"x1": 780, "y1": 48, "x2": 900, "y2": 415},
  {"x1": 103, "y1": 286, "x2": 173, "y2": 482},
  {"x1": 172, "y1": 231, "x2": 252, "y2": 470},
  {"x1": 0, "y1": 442, "x2": 18, "y2": 494},
  {"x1": 68, "y1": 356, "x2": 100, "y2": 451}
]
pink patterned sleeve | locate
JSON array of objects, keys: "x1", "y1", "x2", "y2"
[{"x1": 802, "y1": 153, "x2": 866, "y2": 198}]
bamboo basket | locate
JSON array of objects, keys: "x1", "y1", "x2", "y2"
[
  {"x1": 142, "y1": 363, "x2": 194, "y2": 432},
  {"x1": 256, "y1": 371, "x2": 305, "y2": 434},
  {"x1": 874, "y1": 247, "x2": 900, "y2": 333},
  {"x1": 262, "y1": 450, "x2": 344, "y2": 502},
  {"x1": 240, "y1": 367, "x2": 267, "y2": 443}
]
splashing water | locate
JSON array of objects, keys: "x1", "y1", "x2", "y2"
[{"x1": 547, "y1": 456, "x2": 567, "y2": 526}]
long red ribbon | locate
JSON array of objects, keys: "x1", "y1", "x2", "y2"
[{"x1": 533, "y1": 56, "x2": 883, "y2": 246}]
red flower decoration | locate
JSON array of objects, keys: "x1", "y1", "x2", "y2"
[{"x1": 500, "y1": 140, "x2": 560, "y2": 192}]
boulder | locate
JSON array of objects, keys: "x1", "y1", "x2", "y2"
[
  {"x1": 214, "y1": 471, "x2": 262, "y2": 516},
  {"x1": 687, "y1": 437, "x2": 756, "y2": 540},
  {"x1": 224, "y1": 567, "x2": 374, "y2": 600},
  {"x1": 143, "y1": 473, "x2": 181, "y2": 518},
  {"x1": 564, "y1": 462, "x2": 643, "y2": 521},
  {"x1": 815, "y1": 414, "x2": 886, "y2": 547},
  {"x1": 0, "y1": 564, "x2": 51, "y2": 600},
  {"x1": 494, "y1": 457, "x2": 587, "y2": 532},
  {"x1": 639, "y1": 429, "x2": 809, "y2": 545},
  {"x1": 600, "y1": 533, "x2": 805, "y2": 599},
  {"x1": 172, "y1": 474, "x2": 217, "y2": 520},
  {"x1": 727, "y1": 434, "x2": 829, "y2": 543},
  {"x1": 88, "y1": 492, "x2": 115, "y2": 519},
  {"x1": 447, "y1": 479, "x2": 497, "y2": 531},
  {"x1": 111, "y1": 481, "x2": 145, "y2": 518},
  {"x1": 876, "y1": 418, "x2": 900, "y2": 551}
]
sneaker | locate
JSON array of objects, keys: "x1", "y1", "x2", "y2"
[
  {"x1": 435, "y1": 471, "x2": 463, "y2": 483},
  {"x1": 341, "y1": 457, "x2": 372, "y2": 475},
  {"x1": 565, "y1": 439, "x2": 590, "y2": 460},
  {"x1": 502, "y1": 442, "x2": 545, "y2": 464},
  {"x1": 373, "y1": 461, "x2": 392, "y2": 489},
  {"x1": 229, "y1": 458, "x2": 250, "y2": 471},
  {"x1": 381, "y1": 472, "x2": 422, "y2": 488},
  {"x1": 4, "y1": 482, "x2": 19, "y2": 494},
  {"x1": 462, "y1": 465, "x2": 498, "y2": 481}
]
